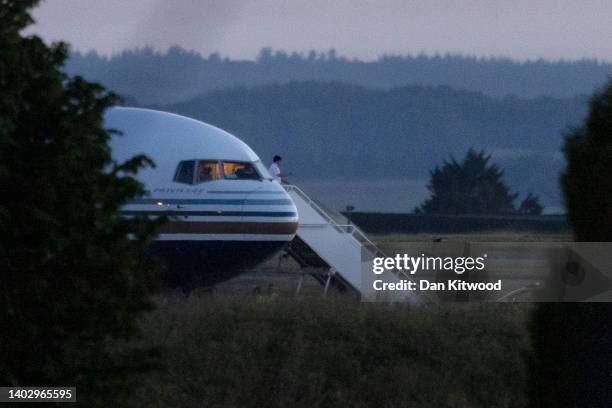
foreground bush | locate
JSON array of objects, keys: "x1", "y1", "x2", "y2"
[
  {"x1": 561, "y1": 78, "x2": 612, "y2": 241},
  {"x1": 1, "y1": 2, "x2": 160, "y2": 404},
  {"x1": 527, "y1": 80, "x2": 612, "y2": 408},
  {"x1": 137, "y1": 297, "x2": 530, "y2": 408}
]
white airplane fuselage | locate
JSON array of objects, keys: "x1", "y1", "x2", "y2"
[{"x1": 106, "y1": 107, "x2": 298, "y2": 288}]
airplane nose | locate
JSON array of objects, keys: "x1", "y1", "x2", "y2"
[{"x1": 242, "y1": 182, "x2": 298, "y2": 234}]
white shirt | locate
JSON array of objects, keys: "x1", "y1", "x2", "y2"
[{"x1": 268, "y1": 162, "x2": 281, "y2": 183}]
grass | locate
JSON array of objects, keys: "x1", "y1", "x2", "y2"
[
  {"x1": 135, "y1": 295, "x2": 531, "y2": 408},
  {"x1": 130, "y1": 232, "x2": 558, "y2": 406}
]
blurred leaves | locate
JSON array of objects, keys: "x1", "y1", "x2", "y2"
[
  {"x1": 0, "y1": 4, "x2": 161, "y2": 406},
  {"x1": 561, "y1": 79, "x2": 612, "y2": 241}
]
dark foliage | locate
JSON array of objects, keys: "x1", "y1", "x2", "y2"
[
  {"x1": 517, "y1": 193, "x2": 544, "y2": 215},
  {"x1": 529, "y1": 81, "x2": 612, "y2": 408},
  {"x1": 529, "y1": 303, "x2": 612, "y2": 408},
  {"x1": 561, "y1": 79, "x2": 612, "y2": 241},
  {"x1": 0, "y1": 2, "x2": 160, "y2": 405},
  {"x1": 416, "y1": 149, "x2": 519, "y2": 214}
]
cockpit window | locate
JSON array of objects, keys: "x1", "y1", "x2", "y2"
[
  {"x1": 174, "y1": 160, "x2": 195, "y2": 184},
  {"x1": 222, "y1": 161, "x2": 261, "y2": 180},
  {"x1": 195, "y1": 160, "x2": 222, "y2": 183},
  {"x1": 174, "y1": 160, "x2": 260, "y2": 184}
]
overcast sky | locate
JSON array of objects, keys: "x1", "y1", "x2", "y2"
[{"x1": 28, "y1": 0, "x2": 612, "y2": 61}]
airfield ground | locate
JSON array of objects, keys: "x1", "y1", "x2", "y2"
[
  {"x1": 132, "y1": 232, "x2": 570, "y2": 407},
  {"x1": 213, "y1": 231, "x2": 573, "y2": 300}
]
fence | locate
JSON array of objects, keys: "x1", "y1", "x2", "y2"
[{"x1": 343, "y1": 212, "x2": 569, "y2": 234}]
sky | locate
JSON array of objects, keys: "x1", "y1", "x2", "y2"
[{"x1": 28, "y1": 0, "x2": 612, "y2": 62}]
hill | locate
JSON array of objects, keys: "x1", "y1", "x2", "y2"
[
  {"x1": 67, "y1": 47, "x2": 612, "y2": 104},
  {"x1": 158, "y1": 81, "x2": 588, "y2": 212}
]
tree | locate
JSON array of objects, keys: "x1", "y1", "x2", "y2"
[
  {"x1": 529, "y1": 80, "x2": 612, "y2": 408},
  {"x1": 0, "y1": 2, "x2": 160, "y2": 405},
  {"x1": 415, "y1": 149, "x2": 518, "y2": 214},
  {"x1": 561, "y1": 80, "x2": 612, "y2": 241},
  {"x1": 517, "y1": 192, "x2": 543, "y2": 215}
]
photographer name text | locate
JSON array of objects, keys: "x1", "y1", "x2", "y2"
[
  {"x1": 372, "y1": 254, "x2": 502, "y2": 292},
  {"x1": 373, "y1": 279, "x2": 502, "y2": 292}
]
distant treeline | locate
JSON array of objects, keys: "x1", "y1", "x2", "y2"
[
  {"x1": 159, "y1": 81, "x2": 588, "y2": 208},
  {"x1": 66, "y1": 46, "x2": 612, "y2": 104},
  {"x1": 345, "y1": 212, "x2": 569, "y2": 234}
]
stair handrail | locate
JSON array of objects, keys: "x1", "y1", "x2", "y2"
[
  {"x1": 284, "y1": 184, "x2": 382, "y2": 258},
  {"x1": 284, "y1": 185, "x2": 340, "y2": 226},
  {"x1": 285, "y1": 184, "x2": 419, "y2": 293}
]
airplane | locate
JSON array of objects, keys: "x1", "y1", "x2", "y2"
[{"x1": 105, "y1": 107, "x2": 298, "y2": 289}]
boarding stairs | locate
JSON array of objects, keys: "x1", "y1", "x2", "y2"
[{"x1": 283, "y1": 185, "x2": 420, "y2": 302}]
